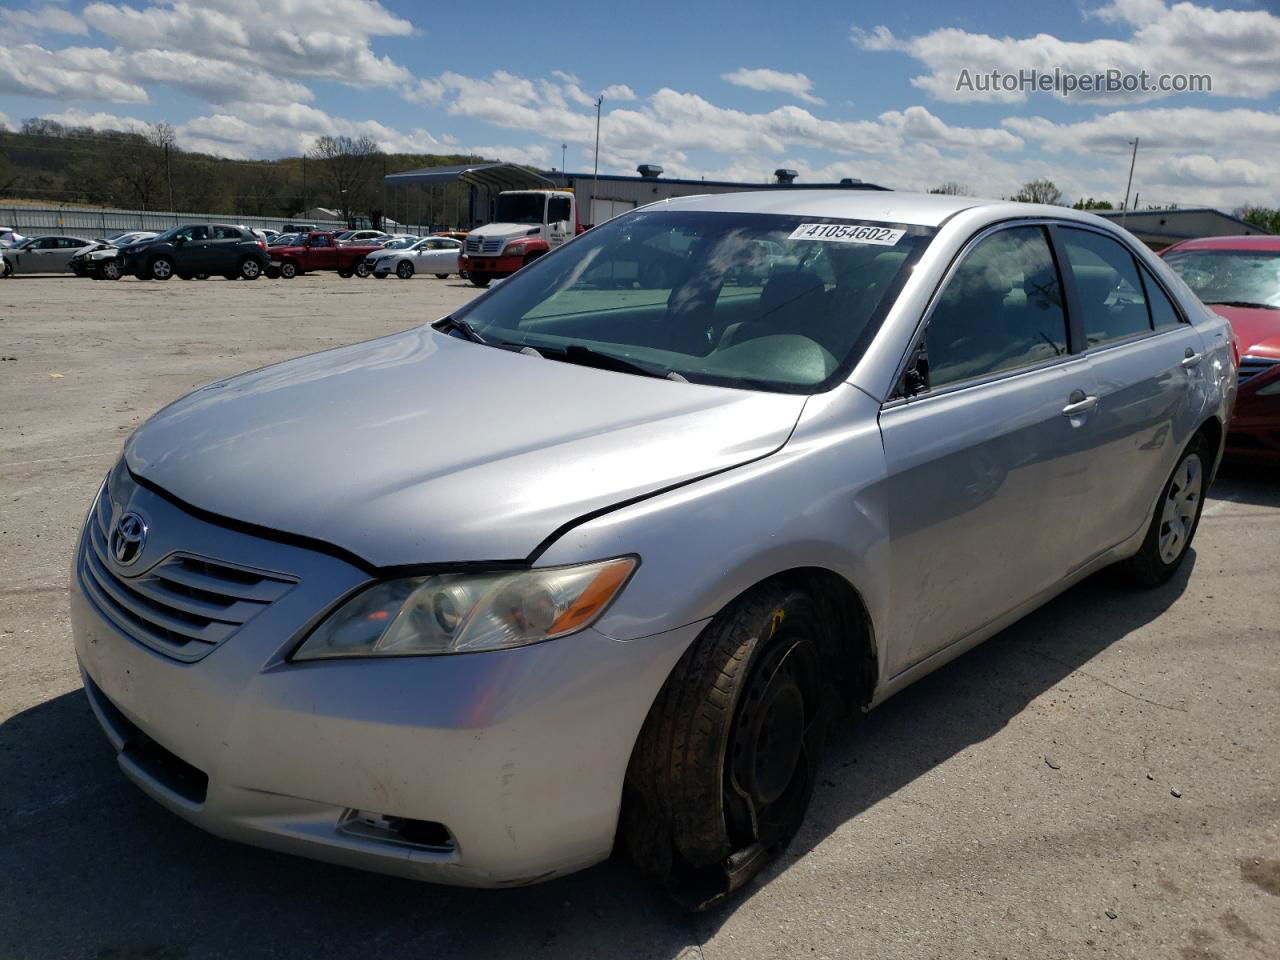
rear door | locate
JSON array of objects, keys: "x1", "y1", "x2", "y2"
[
  {"x1": 1053, "y1": 226, "x2": 1210, "y2": 560},
  {"x1": 209, "y1": 225, "x2": 245, "y2": 272},
  {"x1": 879, "y1": 223, "x2": 1101, "y2": 677}
]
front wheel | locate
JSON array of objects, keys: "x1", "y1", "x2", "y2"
[
  {"x1": 337, "y1": 269, "x2": 353, "y2": 279},
  {"x1": 435, "y1": 273, "x2": 450, "y2": 280},
  {"x1": 354, "y1": 262, "x2": 371, "y2": 278},
  {"x1": 239, "y1": 258, "x2": 262, "y2": 280},
  {"x1": 1123, "y1": 433, "x2": 1209, "y2": 586},
  {"x1": 625, "y1": 583, "x2": 826, "y2": 909},
  {"x1": 396, "y1": 260, "x2": 414, "y2": 279},
  {"x1": 149, "y1": 256, "x2": 174, "y2": 280},
  {"x1": 100, "y1": 261, "x2": 121, "y2": 281},
  {"x1": 469, "y1": 273, "x2": 491, "y2": 288}
]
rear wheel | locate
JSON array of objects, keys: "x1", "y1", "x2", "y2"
[
  {"x1": 149, "y1": 256, "x2": 174, "y2": 281},
  {"x1": 1124, "y1": 432, "x2": 1209, "y2": 586},
  {"x1": 354, "y1": 261, "x2": 371, "y2": 278},
  {"x1": 396, "y1": 260, "x2": 415, "y2": 279},
  {"x1": 337, "y1": 269, "x2": 353, "y2": 279},
  {"x1": 625, "y1": 583, "x2": 827, "y2": 909},
  {"x1": 239, "y1": 257, "x2": 262, "y2": 280},
  {"x1": 279, "y1": 261, "x2": 298, "y2": 280}
]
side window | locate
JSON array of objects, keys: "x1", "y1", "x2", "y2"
[
  {"x1": 925, "y1": 226, "x2": 1068, "y2": 389},
  {"x1": 310, "y1": 235, "x2": 331, "y2": 248},
  {"x1": 548, "y1": 196, "x2": 572, "y2": 224},
  {"x1": 35, "y1": 237, "x2": 58, "y2": 249},
  {"x1": 213, "y1": 225, "x2": 241, "y2": 240},
  {"x1": 1140, "y1": 267, "x2": 1183, "y2": 329},
  {"x1": 1060, "y1": 229, "x2": 1151, "y2": 346}
]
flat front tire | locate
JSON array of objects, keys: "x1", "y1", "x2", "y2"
[
  {"x1": 1124, "y1": 432, "x2": 1209, "y2": 586},
  {"x1": 625, "y1": 583, "x2": 827, "y2": 909}
]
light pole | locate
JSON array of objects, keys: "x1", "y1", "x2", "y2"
[
  {"x1": 592, "y1": 96, "x2": 603, "y2": 226},
  {"x1": 561, "y1": 143, "x2": 567, "y2": 173},
  {"x1": 1121, "y1": 137, "x2": 1139, "y2": 223}
]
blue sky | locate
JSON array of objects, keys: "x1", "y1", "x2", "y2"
[{"x1": 1, "y1": 0, "x2": 1278, "y2": 207}]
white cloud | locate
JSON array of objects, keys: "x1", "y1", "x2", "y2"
[
  {"x1": 722, "y1": 67, "x2": 824, "y2": 105},
  {"x1": 2, "y1": 6, "x2": 88, "y2": 36},
  {"x1": 82, "y1": 0, "x2": 414, "y2": 87},
  {"x1": 602, "y1": 83, "x2": 636, "y2": 102},
  {"x1": 854, "y1": 0, "x2": 1280, "y2": 103},
  {"x1": 0, "y1": 44, "x2": 149, "y2": 102}
]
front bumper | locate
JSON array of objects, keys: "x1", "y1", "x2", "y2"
[
  {"x1": 458, "y1": 253, "x2": 524, "y2": 277},
  {"x1": 71, "y1": 469, "x2": 697, "y2": 886}
]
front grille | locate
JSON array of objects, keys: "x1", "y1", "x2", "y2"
[
  {"x1": 1239, "y1": 355, "x2": 1280, "y2": 384},
  {"x1": 79, "y1": 489, "x2": 296, "y2": 662},
  {"x1": 481, "y1": 238, "x2": 504, "y2": 254},
  {"x1": 465, "y1": 237, "x2": 480, "y2": 253}
]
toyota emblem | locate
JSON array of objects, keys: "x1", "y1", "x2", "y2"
[{"x1": 109, "y1": 512, "x2": 148, "y2": 566}]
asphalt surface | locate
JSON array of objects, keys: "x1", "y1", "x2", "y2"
[{"x1": 1, "y1": 271, "x2": 1277, "y2": 960}]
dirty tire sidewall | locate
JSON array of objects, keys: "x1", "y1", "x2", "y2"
[{"x1": 625, "y1": 583, "x2": 827, "y2": 903}]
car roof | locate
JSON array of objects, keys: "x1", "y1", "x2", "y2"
[
  {"x1": 653, "y1": 189, "x2": 1120, "y2": 230},
  {"x1": 1162, "y1": 234, "x2": 1280, "y2": 253}
]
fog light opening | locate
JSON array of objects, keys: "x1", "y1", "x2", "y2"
[{"x1": 338, "y1": 809, "x2": 455, "y2": 851}]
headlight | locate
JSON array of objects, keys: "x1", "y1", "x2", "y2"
[
  {"x1": 293, "y1": 557, "x2": 636, "y2": 660},
  {"x1": 504, "y1": 242, "x2": 529, "y2": 256}
]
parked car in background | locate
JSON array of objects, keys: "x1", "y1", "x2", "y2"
[
  {"x1": 365, "y1": 236, "x2": 462, "y2": 279},
  {"x1": 335, "y1": 229, "x2": 390, "y2": 245},
  {"x1": 1163, "y1": 234, "x2": 1280, "y2": 459},
  {"x1": 267, "y1": 231, "x2": 387, "y2": 278},
  {"x1": 119, "y1": 224, "x2": 269, "y2": 281},
  {"x1": 70, "y1": 232, "x2": 160, "y2": 280},
  {"x1": 1, "y1": 235, "x2": 95, "y2": 276},
  {"x1": 103, "y1": 230, "x2": 156, "y2": 247},
  {"x1": 72, "y1": 192, "x2": 1234, "y2": 906},
  {"x1": 282, "y1": 223, "x2": 317, "y2": 234},
  {"x1": 268, "y1": 233, "x2": 302, "y2": 247}
]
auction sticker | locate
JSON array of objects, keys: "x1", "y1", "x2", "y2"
[{"x1": 788, "y1": 223, "x2": 905, "y2": 245}]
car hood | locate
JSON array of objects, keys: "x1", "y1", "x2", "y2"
[
  {"x1": 470, "y1": 223, "x2": 540, "y2": 241},
  {"x1": 125, "y1": 328, "x2": 807, "y2": 568},
  {"x1": 1208, "y1": 304, "x2": 1280, "y2": 358}
]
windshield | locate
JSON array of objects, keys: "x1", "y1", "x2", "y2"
[
  {"x1": 495, "y1": 193, "x2": 547, "y2": 225},
  {"x1": 1164, "y1": 248, "x2": 1280, "y2": 308},
  {"x1": 451, "y1": 210, "x2": 934, "y2": 393}
]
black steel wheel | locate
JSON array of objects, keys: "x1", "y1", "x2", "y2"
[{"x1": 625, "y1": 583, "x2": 827, "y2": 909}]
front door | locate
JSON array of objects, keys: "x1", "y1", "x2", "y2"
[{"x1": 879, "y1": 223, "x2": 1100, "y2": 677}]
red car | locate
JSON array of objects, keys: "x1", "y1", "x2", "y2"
[{"x1": 1163, "y1": 235, "x2": 1280, "y2": 459}]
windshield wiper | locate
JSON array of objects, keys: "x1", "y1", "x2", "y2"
[
  {"x1": 538, "y1": 344, "x2": 687, "y2": 381},
  {"x1": 434, "y1": 316, "x2": 488, "y2": 344},
  {"x1": 1203, "y1": 300, "x2": 1280, "y2": 310}
]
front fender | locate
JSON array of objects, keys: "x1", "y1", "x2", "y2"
[{"x1": 534, "y1": 385, "x2": 893, "y2": 670}]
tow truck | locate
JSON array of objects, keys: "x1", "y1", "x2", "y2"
[{"x1": 459, "y1": 189, "x2": 581, "y2": 287}]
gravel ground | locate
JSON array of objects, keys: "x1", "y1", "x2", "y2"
[{"x1": 1, "y1": 272, "x2": 1277, "y2": 960}]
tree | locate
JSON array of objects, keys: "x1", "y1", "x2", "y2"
[
  {"x1": 1073, "y1": 197, "x2": 1114, "y2": 211},
  {"x1": 308, "y1": 135, "x2": 380, "y2": 223},
  {"x1": 1236, "y1": 206, "x2": 1280, "y2": 234},
  {"x1": 929, "y1": 181, "x2": 974, "y2": 196},
  {"x1": 1012, "y1": 179, "x2": 1065, "y2": 205}
]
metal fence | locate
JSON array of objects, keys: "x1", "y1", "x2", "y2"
[{"x1": 0, "y1": 204, "x2": 349, "y2": 237}]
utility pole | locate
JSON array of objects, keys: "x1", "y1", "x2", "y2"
[
  {"x1": 591, "y1": 96, "x2": 604, "y2": 226},
  {"x1": 164, "y1": 142, "x2": 174, "y2": 212},
  {"x1": 1121, "y1": 137, "x2": 1139, "y2": 223},
  {"x1": 301, "y1": 155, "x2": 308, "y2": 214},
  {"x1": 561, "y1": 143, "x2": 567, "y2": 173}
]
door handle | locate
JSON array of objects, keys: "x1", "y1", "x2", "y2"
[
  {"x1": 1061, "y1": 391, "x2": 1099, "y2": 417},
  {"x1": 1181, "y1": 349, "x2": 1203, "y2": 369}
]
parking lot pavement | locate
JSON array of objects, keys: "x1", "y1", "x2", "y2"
[{"x1": 2, "y1": 273, "x2": 1278, "y2": 960}]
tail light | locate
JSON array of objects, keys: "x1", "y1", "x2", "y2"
[{"x1": 257, "y1": 240, "x2": 267, "y2": 251}]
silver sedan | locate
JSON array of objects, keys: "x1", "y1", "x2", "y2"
[
  {"x1": 3, "y1": 234, "x2": 95, "y2": 276},
  {"x1": 71, "y1": 190, "x2": 1234, "y2": 905}
]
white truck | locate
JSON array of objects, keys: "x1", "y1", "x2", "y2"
[{"x1": 458, "y1": 189, "x2": 581, "y2": 287}]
